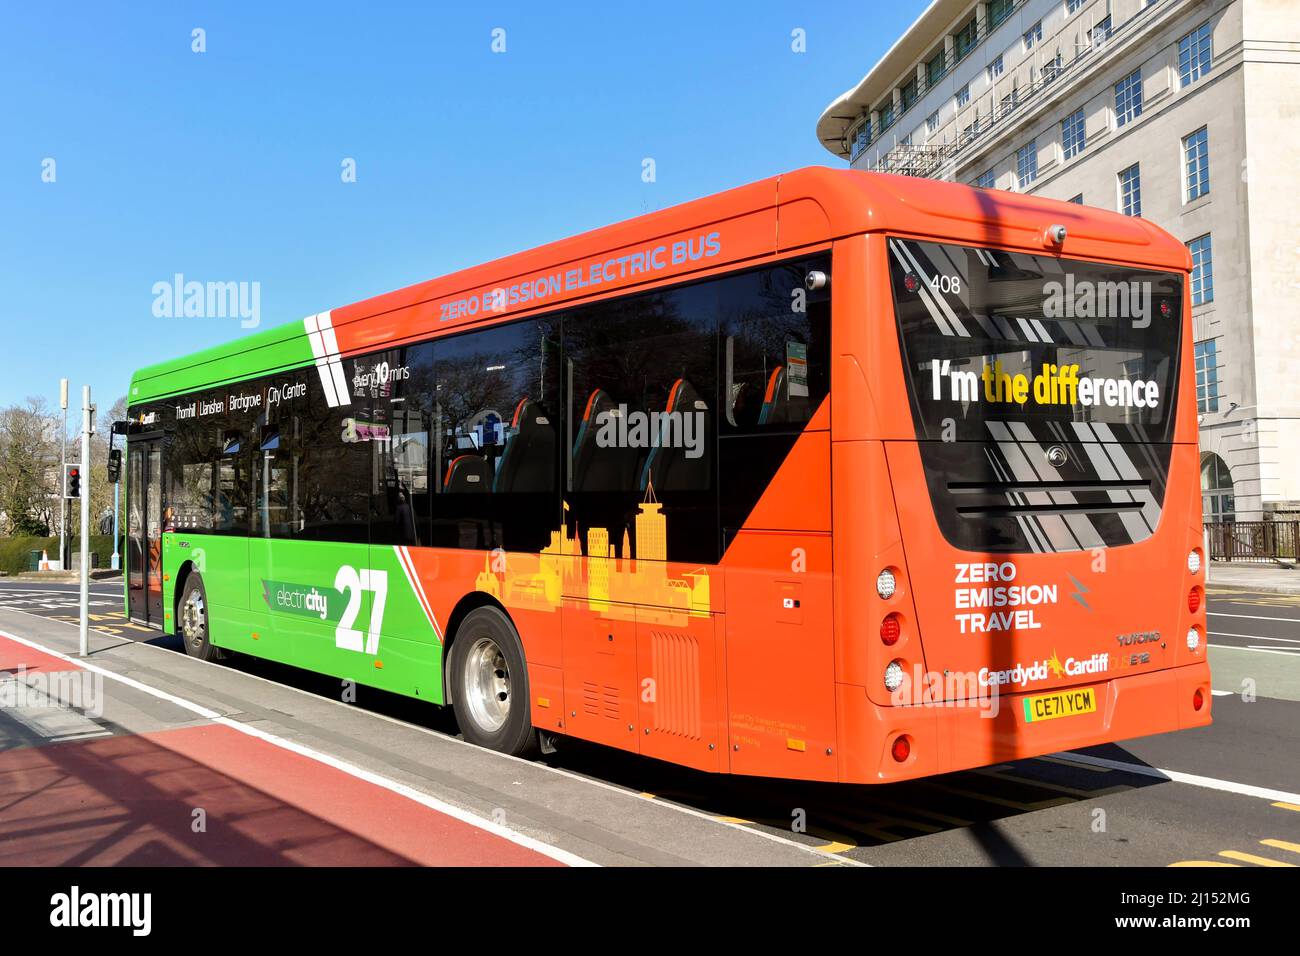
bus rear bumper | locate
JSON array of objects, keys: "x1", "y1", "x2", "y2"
[{"x1": 835, "y1": 660, "x2": 1213, "y2": 784}]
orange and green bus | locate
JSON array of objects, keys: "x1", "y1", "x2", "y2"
[{"x1": 122, "y1": 167, "x2": 1210, "y2": 783}]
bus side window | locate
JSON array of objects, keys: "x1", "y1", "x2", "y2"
[
  {"x1": 717, "y1": 256, "x2": 830, "y2": 552},
  {"x1": 563, "y1": 283, "x2": 718, "y2": 565},
  {"x1": 431, "y1": 319, "x2": 559, "y2": 552},
  {"x1": 719, "y1": 260, "x2": 829, "y2": 436},
  {"x1": 370, "y1": 343, "x2": 434, "y2": 547}
]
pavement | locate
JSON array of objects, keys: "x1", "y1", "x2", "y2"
[
  {"x1": 1209, "y1": 561, "x2": 1300, "y2": 594},
  {"x1": 0, "y1": 578, "x2": 1296, "y2": 867}
]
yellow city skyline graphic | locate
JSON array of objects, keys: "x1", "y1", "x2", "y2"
[{"x1": 475, "y1": 482, "x2": 711, "y2": 626}]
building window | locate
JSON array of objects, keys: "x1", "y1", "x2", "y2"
[
  {"x1": 987, "y1": 55, "x2": 1004, "y2": 82},
  {"x1": 1000, "y1": 89, "x2": 1018, "y2": 116},
  {"x1": 1184, "y1": 126, "x2": 1210, "y2": 201},
  {"x1": 956, "y1": 83, "x2": 970, "y2": 107},
  {"x1": 1069, "y1": 194, "x2": 1084, "y2": 204},
  {"x1": 1201, "y1": 453, "x2": 1234, "y2": 523},
  {"x1": 1067, "y1": 0, "x2": 1085, "y2": 14},
  {"x1": 880, "y1": 101, "x2": 895, "y2": 129},
  {"x1": 1114, "y1": 69, "x2": 1143, "y2": 127},
  {"x1": 1118, "y1": 163, "x2": 1141, "y2": 216},
  {"x1": 926, "y1": 50, "x2": 947, "y2": 87},
  {"x1": 901, "y1": 77, "x2": 918, "y2": 110},
  {"x1": 1024, "y1": 21, "x2": 1043, "y2": 50},
  {"x1": 1090, "y1": 16, "x2": 1112, "y2": 45},
  {"x1": 955, "y1": 17, "x2": 979, "y2": 61},
  {"x1": 1016, "y1": 141, "x2": 1038, "y2": 188},
  {"x1": 900, "y1": 132, "x2": 913, "y2": 147},
  {"x1": 975, "y1": 169, "x2": 996, "y2": 189},
  {"x1": 1194, "y1": 339, "x2": 1221, "y2": 413},
  {"x1": 1178, "y1": 21, "x2": 1213, "y2": 87},
  {"x1": 989, "y1": 0, "x2": 1013, "y2": 29},
  {"x1": 1188, "y1": 234, "x2": 1214, "y2": 305},
  {"x1": 851, "y1": 123, "x2": 871, "y2": 160},
  {"x1": 1061, "y1": 108, "x2": 1086, "y2": 159},
  {"x1": 1043, "y1": 51, "x2": 1063, "y2": 83},
  {"x1": 926, "y1": 110, "x2": 940, "y2": 134}
]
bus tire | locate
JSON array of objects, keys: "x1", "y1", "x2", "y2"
[
  {"x1": 448, "y1": 606, "x2": 538, "y2": 758},
  {"x1": 178, "y1": 572, "x2": 224, "y2": 662}
]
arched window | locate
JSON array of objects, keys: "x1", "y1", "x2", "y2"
[{"x1": 1201, "y1": 453, "x2": 1234, "y2": 522}]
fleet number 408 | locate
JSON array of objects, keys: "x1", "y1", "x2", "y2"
[{"x1": 334, "y1": 566, "x2": 388, "y2": 655}]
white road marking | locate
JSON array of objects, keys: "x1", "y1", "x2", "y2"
[
  {"x1": 1209, "y1": 611, "x2": 1300, "y2": 624},
  {"x1": 1209, "y1": 643, "x2": 1300, "y2": 656},
  {"x1": 1047, "y1": 751, "x2": 1300, "y2": 804},
  {"x1": 1209, "y1": 631, "x2": 1300, "y2": 644},
  {"x1": 1210, "y1": 690, "x2": 1233, "y2": 697},
  {"x1": 0, "y1": 627, "x2": 595, "y2": 868}
]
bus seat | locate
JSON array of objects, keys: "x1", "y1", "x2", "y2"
[
  {"x1": 640, "y1": 378, "x2": 711, "y2": 492},
  {"x1": 494, "y1": 397, "x2": 556, "y2": 493},
  {"x1": 572, "y1": 388, "x2": 639, "y2": 492},
  {"x1": 757, "y1": 365, "x2": 810, "y2": 425},
  {"x1": 443, "y1": 454, "x2": 491, "y2": 493}
]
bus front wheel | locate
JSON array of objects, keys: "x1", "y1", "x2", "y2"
[
  {"x1": 178, "y1": 572, "x2": 224, "y2": 662},
  {"x1": 448, "y1": 607, "x2": 538, "y2": 758}
]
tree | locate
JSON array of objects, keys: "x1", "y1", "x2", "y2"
[{"x1": 0, "y1": 397, "x2": 59, "y2": 536}]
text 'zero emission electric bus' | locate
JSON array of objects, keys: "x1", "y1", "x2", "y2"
[{"x1": 121, "y1": 168, "x2": 1210, "y2": 783}]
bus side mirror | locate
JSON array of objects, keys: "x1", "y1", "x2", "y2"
[{"x1": 107, "y1": 448, "x2": 122, "y2": 484}]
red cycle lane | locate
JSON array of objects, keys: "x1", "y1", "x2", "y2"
[{"x1": 0, "y1": 635, "x2": 566, "y2": 867}]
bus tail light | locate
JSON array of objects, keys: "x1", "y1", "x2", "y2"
[
  {"x1": 883, "y1": 660, "x2": 905, "y2": 693},
  {"x1": 876, "y1": 568, "x2": 897, "y2": 599},
  {"x1": 891, "y1": 735, "x2": 911, "y2": 762},
  {"x1": 1186, "y1": 626, "x2": 1201, "y2": 651},
  {"x1": 1193, "y1": 688, "x2": 1205, "y2": 711},
  {"x1": 1187, "y1": 549, "x2": 1202, "y2": 575},
  {"x1": 880, "y1": 613, "x2": 901, "y2": 646},
  {"x1": 1188, "y1": 586, "x2": 1202, "y2": 614}
]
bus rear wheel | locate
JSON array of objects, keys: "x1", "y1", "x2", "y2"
[
  {"x1": 178, "y1": 572, "x2": 224, "y2": 662},
  {"x1": 448, "y1": 607, "x2": 538, "y2": 757}
]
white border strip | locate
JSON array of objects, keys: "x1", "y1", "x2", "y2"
[
  {"x1": 1045, "y1": 750, "x2": 1300, "y2": 804},
  {"x1": 0, "y1": 628, "x2": 594, "y2": 867}
]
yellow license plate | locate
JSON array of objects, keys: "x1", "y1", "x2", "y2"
[{"x1": 1022, "y1": 688, "x2": 1097, "y2": 723}]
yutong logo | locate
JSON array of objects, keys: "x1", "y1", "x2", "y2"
[
  {"x1": 1117, "y1": 630, "x2": 1161, "y2": 646},
  {"x1": 595, "y1": 404, "x2": 705, "y2": 459}
]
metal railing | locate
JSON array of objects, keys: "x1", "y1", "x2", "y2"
[
  {"x1": 850, "y1": 0, "x2": 1169, "y2": 178},
  {"x1": 1206, "y1": 521, "x2": 1300, "y2": 564}
]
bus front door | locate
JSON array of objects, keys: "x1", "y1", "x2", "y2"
[{"x1": 127, "y1": 439, "x2": 165, "y2": 627}]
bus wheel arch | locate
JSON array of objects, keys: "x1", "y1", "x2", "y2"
[
  {"x1": 443, "y1": 594, "x2": 538, "y2": 758},
  {"x1": 172, "y1": 560, "x2": 196, "y2": 629},
  {"x1": 441, "y1": 590, "x2": 508, "y2": 702}
]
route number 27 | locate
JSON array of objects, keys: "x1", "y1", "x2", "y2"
[{"x1": 334, "y1": 566, "x2": 388, "y2": 655}]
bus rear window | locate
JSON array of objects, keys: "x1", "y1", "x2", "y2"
[{"x1": 887, "y1": 237, "x2": 1183, "y2": 443}]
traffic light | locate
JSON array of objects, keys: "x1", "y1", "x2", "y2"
[
  {"x1": 106, "y1": 448, "x2": 122, "y2": 484},
  {"x1": 64, "y1": 463, "x2": 81, "y2": 499}
]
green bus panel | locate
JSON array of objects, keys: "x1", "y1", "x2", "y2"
[{"x1": 162, "y1": 533, "x2": 445, "y2": 703}]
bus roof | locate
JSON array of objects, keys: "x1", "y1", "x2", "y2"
[{"x1": 129, "y1": 166, "x2": 1192, "y2": 405}]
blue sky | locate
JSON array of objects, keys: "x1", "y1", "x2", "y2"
[{"x1": 0, "y1": 1, "x2": 922, "y2": 413}]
